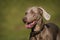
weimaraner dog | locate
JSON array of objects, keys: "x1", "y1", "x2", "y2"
[{"x1": 23, "y1": 6, "x2": 60, "y2": 40}]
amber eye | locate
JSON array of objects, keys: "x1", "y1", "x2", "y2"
[{"x1": 33, "y1": 14, "x2": 35, "y2": 17}]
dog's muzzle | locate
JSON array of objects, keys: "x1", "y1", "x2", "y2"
[
  {"x1": 23, "y1": 17, "x2": 37, "y2": 29},
  {"x1": 23, "y1": 17, "x2": 27, "y2": 23}
]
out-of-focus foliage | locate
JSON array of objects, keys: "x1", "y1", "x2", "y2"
[{"x1": 0, "y1": 0, "x2": 60, "y2": 40}]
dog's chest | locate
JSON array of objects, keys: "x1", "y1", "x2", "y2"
[
  {"x1": 35, "y1": 27, "x2": 50, "y2": 40},
  {"x1": 35, "y1": 33, "x2": 42, "y2": 40}
]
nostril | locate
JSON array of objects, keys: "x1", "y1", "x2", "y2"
[{"x1": 23, "y1": 17, "x2": 27, "y2": 23}]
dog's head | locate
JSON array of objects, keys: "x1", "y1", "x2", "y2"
[{"x1": 23, "y1": 7, "x2": 51, "y2": 29}]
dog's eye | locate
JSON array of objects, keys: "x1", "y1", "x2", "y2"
[{"x1": 31, "y1": 12, "x2": 34, "y2": 14}]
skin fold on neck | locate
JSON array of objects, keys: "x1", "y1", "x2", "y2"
[{"x1": 33, "y1": 17, "x2": 44, "y2": 32}]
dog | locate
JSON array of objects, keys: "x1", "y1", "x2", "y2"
[{"x1": 23, "y1": 6, "x2": 60, "y2": 40}]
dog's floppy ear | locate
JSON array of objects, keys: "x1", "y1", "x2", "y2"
[{"x1": 39, "y1": 7, "x2": 51, "y2": 21}]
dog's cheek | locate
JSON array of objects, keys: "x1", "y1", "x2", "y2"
[
  {"x1": 36, "y1": 15, "x2": 41, "y2": 20},
  {"x1": 27, "y1": 16, "x2": 34, "y2": 21},
  {"x1": 35, "y1": 14, "x2": 39, "y2": 19},
  {"x1": 33, "y1": 14, "x2": 37, "y2": 19}
]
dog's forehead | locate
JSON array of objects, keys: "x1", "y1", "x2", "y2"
[{"x1": 26, "y1": 7, "x2": 38, "y2": 13}]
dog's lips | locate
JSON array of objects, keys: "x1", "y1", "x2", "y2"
[{"x1": 25, "y1": 21, "x2": 36, "y2": 29}]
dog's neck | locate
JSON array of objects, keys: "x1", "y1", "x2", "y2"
[
  {"x1": 30, "y1": 18, "x2": 44, "y2": 37},
  {"x1": 32, "y1": 18, "x2": 44, "y2": 32}
]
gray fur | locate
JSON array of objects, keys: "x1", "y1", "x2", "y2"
[{"x1": 23, "y1": 7, "x2": 60, "y2": 40}]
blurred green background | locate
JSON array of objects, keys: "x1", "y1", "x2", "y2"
[{"x1": 0, "y1": 0, "x2": 60, "y2": 40}]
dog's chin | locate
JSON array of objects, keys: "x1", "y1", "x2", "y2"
[{"x1": 25, "y1": 21, "x2": 36, "y2": 29}]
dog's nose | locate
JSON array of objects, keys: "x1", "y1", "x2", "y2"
[{"x1": 23, "y1": 17, "x2": 27, "y2": 23}]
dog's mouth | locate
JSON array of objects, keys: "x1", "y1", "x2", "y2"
[{"x1": 25, "y1": 20, "x2": 36, "y2": 29}]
